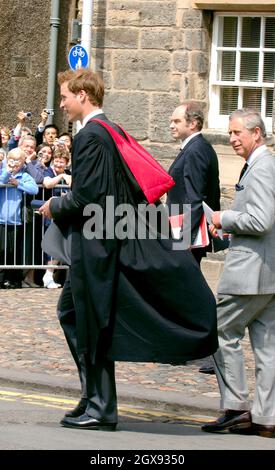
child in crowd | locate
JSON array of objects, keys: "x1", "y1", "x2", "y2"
[{"x1": 0, "y1": 148, "x2": 6, "y2": 173}]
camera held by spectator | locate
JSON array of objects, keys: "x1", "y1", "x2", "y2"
[{"x1": 43, "y1": 109, "x2": 54, "y2": 116}]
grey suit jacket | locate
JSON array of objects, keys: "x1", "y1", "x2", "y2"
[{"x1": 218, "y1": 147, "x2": 275, "y2": 295}]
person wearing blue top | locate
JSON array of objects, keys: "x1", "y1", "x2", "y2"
[
  {"x1": 0, "y1": 148, "x2": 38, "y2": 288},
  {"x1": 0, "y1": 148, "x2": 6, "y2": 174}
]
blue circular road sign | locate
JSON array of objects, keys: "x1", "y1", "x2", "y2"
[{"x1": 68, "y1": 45, "x2": 89, "y2": 70}]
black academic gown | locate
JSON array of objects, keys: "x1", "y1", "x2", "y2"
[{"x1": 50, "y1": 115, "x2": 218, "y2": 364}]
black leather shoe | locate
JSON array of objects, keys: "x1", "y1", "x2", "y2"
[
  {"x1": 9, "y1": 281, "x2": 22, "y2": 289},
  {"x1": 2, "y1": 281, "x2": 12, "y2": 289},
  {"x1": 64, "y1": 398, "x2": 88, "y2": 418},
  {"x1": 201, "y1": 410, "x2": 251, "y2": 433},
  {"x1": 199, "y1": 365, "x2": 215, "y2": 375},
  {"x1": 252, "y1": 423, "x2": 275, "y2": 438},
  {"x1": 60, "y1": 413, "x2": 117, "y2": 431},
  {"x1": 2, "y1": 280, "x2": 21, "y2": 289}
]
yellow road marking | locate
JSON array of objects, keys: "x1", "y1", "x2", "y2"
[
  {"x1": 118, "y1": 405, "x2": 211, "y2": 424},
  {"x1": 0, "y1": 397, "x2": 16, "y2": 402},
  {"x1": 0, "y1": 390, "x2": 76, "y2": 405},
  {"x1": 0, "y1": 390, "x2": 22, "y2": 397},
  {"x1": 0, "y1": 389, "x2": 213, "y2": 424},
  {"x1": 121, "y1": 412, "x2": 151, "y2": 422},
  {"x1": 23, "y1": 395, "x2": 76, "y2": 405},
  {"x1": 24, "y1": 401, "x2": 70, "y2": 410}
]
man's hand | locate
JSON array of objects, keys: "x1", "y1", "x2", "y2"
[
  {"x1": 211, "y1": 211, "x2": 222, "y2": 229},
  {"x1": 25, "y1": 151, "x2": 37, "y2": 163},
  {"x1": 62, "y1": 174, "x2": 72, "y2": 186},
  {"x1": 209, "y1": 223, "x2": 219, "y2": 238},
  {"x1": 8, "y1": 177, "x2": 19, "y2": 187},
  {"x1": 41, "y1": 109, "x2": 49, "y2": 126},
  {"x1": 39, "y1": 199, "x2": 53, "y2": 219},
  {"x1": 17, "y1": 111, "x2": 26, "y2": 125}
]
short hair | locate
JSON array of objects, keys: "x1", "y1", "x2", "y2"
[
  {"x1": 53, "y1": 147, "x2": 70, "y2": 162},
  {"x1": 21, "y1": 126, "x2": 32, "y2": 135},
  {"x1": 7, "y1": 147, "x2": 26, "y2": 161},
  {"x1": 43, "y1": 124, "x2": 59, "y2": 136},
  {"x1": 37, "y1": 143, "x2": 54, "y2": 154},
  {"x1": 180, "y1": 101, "x2": 204, "y2": 131},
  {"x1": 59, "y1": 132, "x2": 72, "y2": 139},
  {"x1": 229, "y1": 108, "x2": 266, "y2": 138},
  {"x1": 58, "y1": 68, "x2": 104, "y2": 107},
  {"x1": 18, "y1": 134, "x2": 37, "y2": 147},
  {"x1": 59, "y1": 132, "x2": 72, "y2": 140},
  {"x1": 59, "y1": 132, "x2": 73, "y2": 146}
]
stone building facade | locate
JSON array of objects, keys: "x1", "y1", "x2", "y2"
[
  {"x1": 89, "y1": 0, "x2": 214, "y2": 161},
  {"x1": 0, "y1": 0, "x2": 274, "y2": 164},
  {"x1": 0, "y1": 0, "x2": 74, "y2": 136}
]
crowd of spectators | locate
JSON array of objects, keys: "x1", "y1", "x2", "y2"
[{"x1": 0, "y1": 110, "x2": 72, "y2": 289}]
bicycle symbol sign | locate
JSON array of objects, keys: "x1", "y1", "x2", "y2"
[{"x1": 68, "y1": 45, "x2": 89, "y2": 70}]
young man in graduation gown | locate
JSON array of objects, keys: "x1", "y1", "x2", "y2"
[{"x1": 40, "y1": 68, "x2": 218, "y2": 431}]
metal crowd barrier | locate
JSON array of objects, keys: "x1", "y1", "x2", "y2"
[{"x1": 0, "y1": 184, "x2": 69, "y2": 269}]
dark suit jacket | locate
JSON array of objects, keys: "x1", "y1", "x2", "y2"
[{"x1": 167, "y1": 133, "x2": 220, "y2": 248}]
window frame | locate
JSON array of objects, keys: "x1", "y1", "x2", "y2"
[{"x1": 208, "y1": 12, "x2": 275, "y2": 132}]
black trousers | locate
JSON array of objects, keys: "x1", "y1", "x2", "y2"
[
  {"x1": 191, "y1": 247, "x2": 206, "y2": 266},
  {"x1": 0, "y1": 224, "x2": 23, "y2": 284},
  {"x1": 57, "y1": 279, "x2": 118, "y2": 422}
]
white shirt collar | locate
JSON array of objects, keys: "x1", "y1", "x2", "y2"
[
  {"x1": 246, "y1": 145, "x2": 267, "y2": 165},
  {"x1": 81, "y1": 109, "x2": 104, "y2": 128},
  {"x1": 180, "y1": 131, "x2": 201, "y2": 150}
]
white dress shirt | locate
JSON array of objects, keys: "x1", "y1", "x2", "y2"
[
  {"x1": 180, "y1": 131, "x2": 201, "y2": 150},
  {"x1": 81, "y1": 109, "x2": 104, "y2": 128}
]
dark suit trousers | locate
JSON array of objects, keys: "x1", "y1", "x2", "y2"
[{"x1": 57, "y1": 279, "x2": 118, "y2": 422}]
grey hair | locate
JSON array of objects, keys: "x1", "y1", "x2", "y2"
[
  {"x1": 18, "y1": 134, "x2": 37, "y2": 147},
  {"x1": 229, "y1": 108, "x2": 266, "y2": 138},
  {"x1": 180, "y1": 101, "x2": 204, "y2": 131},
  {"x1": 7, "y1": 147, "x2": 26, "y2": 161}
]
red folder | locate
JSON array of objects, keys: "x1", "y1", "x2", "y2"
[
  {"x1": 92, "y1": 119, "x2": 175, "y2": 203},
  {"x1": 169, "y1": 213, "x2": 209, "y2": 248}
]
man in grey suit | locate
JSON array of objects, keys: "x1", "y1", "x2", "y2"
[{"x1": 202, "y1": 108, "x2": 275, "y2": 439}]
